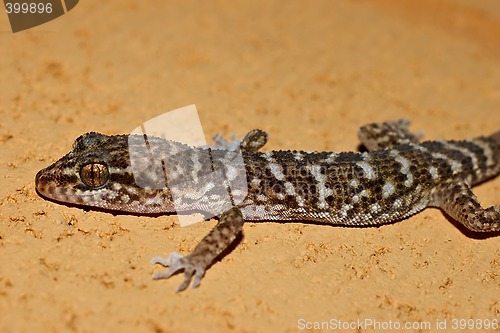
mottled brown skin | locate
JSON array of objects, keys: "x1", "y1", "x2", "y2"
[{"x1": 35, "y1": 120, "x2": 500, "y2": 291}]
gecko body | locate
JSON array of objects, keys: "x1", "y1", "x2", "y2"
[{"x1": 35, "y1": 120, "x2": 500, "y2": 291}]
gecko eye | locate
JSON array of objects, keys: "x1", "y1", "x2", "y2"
[{"x1": 80, "y1": 163, "x2": 109, "y2": 188}]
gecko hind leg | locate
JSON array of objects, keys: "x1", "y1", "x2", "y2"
[
  {"x1": 151, "y1": 207, "x2": 244, "y2": 291},
  {"x1": 358, "y1": 119, "x2": 423, "y2": 151},
  {"x1": 433, "y1": 180, "x2": 500, "y2": 232}
]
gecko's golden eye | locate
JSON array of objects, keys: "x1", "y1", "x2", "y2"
[{"x1": 80, "y1": 163, "x2": 109, "y2": 188}]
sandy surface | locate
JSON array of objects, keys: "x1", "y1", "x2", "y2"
[{"x1": 1, "y1": 1, "x2": 500, "y2": 332}]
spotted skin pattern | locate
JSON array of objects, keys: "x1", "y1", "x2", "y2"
[{"x1": 35, "y1": 120, "x2": 500, "y2": 291}]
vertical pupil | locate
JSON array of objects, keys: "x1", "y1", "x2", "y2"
[
  {"x1": 81, "y1": 163, "x2": 108, "y2": 187},
  {"x1": 90, "y1": 164, "x2": 98, "y2": 184}
]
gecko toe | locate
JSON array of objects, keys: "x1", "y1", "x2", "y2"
[
  {"x1": 176, "y1": 267, "x2": 195, "y2": 292},
  {"x1": 151, "y1": 252, "x2": 206, "y2": 291},
  {"x1": 150, "y1": 252, "x2": 183, "y2": 266}
]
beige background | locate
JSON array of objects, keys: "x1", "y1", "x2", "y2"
[{"x1": 1, "y1": 1, "x2": 499, "y2": 332}]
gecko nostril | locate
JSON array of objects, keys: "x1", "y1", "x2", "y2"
[{"x1": 35, "y1": 169, "x2": 45, "y2": 189}]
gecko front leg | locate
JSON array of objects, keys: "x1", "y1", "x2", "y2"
[
  {"x1": 151, "y1": 130, "x2": 267, "y2": 291},
  {"x1": 151, "y1": 207, "x2": 244, "y2": 291}
]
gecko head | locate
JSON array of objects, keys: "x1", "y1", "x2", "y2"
[{"x1": 35, "y1": 132, "x2": 178, "y2": 214}]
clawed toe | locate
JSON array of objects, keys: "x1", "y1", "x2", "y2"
[{"x1": 151, "y1": 252, "x2": 206, "y2": 292}]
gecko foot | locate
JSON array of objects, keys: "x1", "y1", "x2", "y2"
[
  {"x1": 151, "y1": 207, "x2": 245, "y2": 292},
  {"x1": 212, "y1": 133, "x2": 240, "y2": 151},
  {"x1": 151, "y1": 252, "x2": 206, "y2": 292},
  {"x1": 212, "y1": 129, "x2": 268, "y2": 152}
]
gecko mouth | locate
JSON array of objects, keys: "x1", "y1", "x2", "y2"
[
  {"x1": 35, "y1": 168, "x2": 170, "y2": 214},
  {"x1": 35, "y1": 169, "x2": 98, "y2": 203},
  {"x1": 35, "y1": 178, "x2": 175, "y2": 215}
]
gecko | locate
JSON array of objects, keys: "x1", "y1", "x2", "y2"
[{"x1": 35, "y1": 119, "x2": 500, "y2": 291}]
